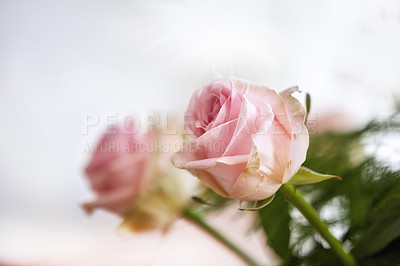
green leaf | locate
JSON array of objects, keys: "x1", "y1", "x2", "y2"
[
  {"x1": 360, "y1": 238, "x2": 400, "y2": 266},
  {"x1": 287, "y1": 166, "x2": 342, "y2": 186},
  {"x1": 238, "y1": 194, "x2": 275, "y2": 211},
  {"x1": 352, "y1": 199, "x2": 400, "y2": 260},
  {"x1": 258, "y1": 192, "x2": 291, "y2": 260}
]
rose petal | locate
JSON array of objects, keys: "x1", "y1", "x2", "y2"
[
  {"x1": 196, "y1": 118, "x2": 239, "y2": 158},
  {"x1": 240, "y1": 179, "x2": 282, "y2": 201},
  {"x1": 82, "y1": 184, "x2": 138, "y2": 215},
  {"x1": 86, "y1": 152, "x2": 148, "y2": 193},
  {"x1": 222, "y1": 93, "x2": 258, "y2": 156},
  {"x1": 208, "y1": 94, "x2": 230, "y2": 130},
  {"x1": 185, "y1": 78, "x2": 234, "y2": 138},
  {"x1": 223, "y1": 89, "x2": 275, "y2": 157},
  {"x1": 171, "y1": 142, "x2": 229, "y2": 196},
  {"x1": 228, "y1": 81, "x2": 243, "y2": 120},
  {"x1": 229, "y1": 113, "x2": 288, "y2": 200},
  {"x1": 210, "y1": 85, "x2": 242, "y2": 130},
  {"x1": 191, "y1": 169, "x2": 230, "y2": 197},
  {"x1": 233, "y1": 78, "x2": 292, "y2": 136},
  {"x1": 254, "y1": 119, "x2": 291, "y2": 183},
  {"x1": 280, "y1": 87, "x2": 309, "y2": 183},
  {"x1": 172, "y1": 148, "x2": 248, "y2": 196}
]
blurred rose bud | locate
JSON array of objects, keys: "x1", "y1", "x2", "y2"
[
  {"x1": 83, "y1": 120, "x2": 192, "y2": 232},
  {"x1": 83, "y1": 121, "x2": 154, "y2": 215},
  {"x1": 172, "y1": 78, "x2": 309, "y2": 201}
]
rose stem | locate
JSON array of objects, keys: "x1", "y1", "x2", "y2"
[
  {"x1": 279, "y1": 184, "x2": 357, "y2": 266},
  {"x1": 183, "y1": 208, "x2": 261, "y2": 266}
]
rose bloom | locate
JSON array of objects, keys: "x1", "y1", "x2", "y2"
[
  {"x1": 83, "y1": 122, "x2": 155, "y2": 215},
  {"x1": 172, "y1": 78, "x2": 309, "y2": 201}
]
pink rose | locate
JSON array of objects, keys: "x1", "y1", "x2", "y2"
[
  {"x1": 83, "y1": 122, "x2": 154, "y2": 215},
  {"x1": 172, "y1": 78, "x2": 309, "y2": 201}
]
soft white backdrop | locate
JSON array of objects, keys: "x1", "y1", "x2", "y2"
[{"x1": 1, "y1": 0, "x2": 399, "y2": 265}]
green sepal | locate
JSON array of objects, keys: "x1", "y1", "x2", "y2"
[
  {"x1": 191, "y1": 196, "x2": 230, "y2": 207},
  {"x1": 287, "y1": 166, "x2": 342, "y2": 185},
  {"x1": 305, "y1": 92, "x2": 311, "y2": 123},
  {"x1": 238, "y1": 194, "x2": 275, "y2": 211},
  {"x1": 305, "y1": 93, "x2": 311, "y2": 114}
]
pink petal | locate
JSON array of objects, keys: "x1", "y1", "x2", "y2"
[
  {"x1": 195, "y1": 119, "x2": 239, "y2": 158},
  {"x1": 82, "y1": 184, "x2": 138, "y2": 215},
  {"x1": 229, "y1": 113, "x2": 290, "y2": 200},
  {"x1": 228, "y1": 84, "x2": 243, "y2": 121},
  {"x1": 185, "y1": 78, "x2": 234, "y2": 138},
  {"x1": 222, "y1": 93, "x2": 258, "y2": 157},
  {"x1": 254, "y1": 119, "x2": 291, "y2": 184},
  {"x1": 171, "y1": 147, "x2": 248, "y2": 196},
  {"x1": 239, "y1": 179, "x2": 282, "y2": 201},
  {"x1": 234, "y1": 78, "x2": 292, "y2": 136},
  {"x1": 86, "y1": 152, "x2": 148, "y2": 193},
  {"x1": 191, "y1": 169, "x2": 230, "y2": 197},
  {"x1": 209, "y1": 85, "x2": 242, "y2": 130},
  {"x1": 223, "y1": 91, "x2": 275, "y2": 157},
  {"x1": 279, "y1": 87, "x2": 309, "y2": 183}
]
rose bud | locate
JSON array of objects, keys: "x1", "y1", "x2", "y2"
[
  {"x1": 82, "y1": 121, "x2": 155, "y2": 215},
  {"x1": 172, "y1": 78, "x2": 309, "y2": 201},
  {"x1": 83, "y1": 120, "x2": 191, "y2": 232}
]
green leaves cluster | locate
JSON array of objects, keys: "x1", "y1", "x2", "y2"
[{"x1": 258, "y1": 109, "x2": 400, "y2": 265}]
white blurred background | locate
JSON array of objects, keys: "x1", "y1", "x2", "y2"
[{"x1": 1, "y1": 0, "x2": 399, "y2": 265}]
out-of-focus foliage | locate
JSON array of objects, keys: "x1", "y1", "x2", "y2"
[
  {"x1": 258, "y1": 108, "x2": 400, "y2": 265},
  {"x1": 259, "y1": 192, "x2": 291, "y2": 260}
]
